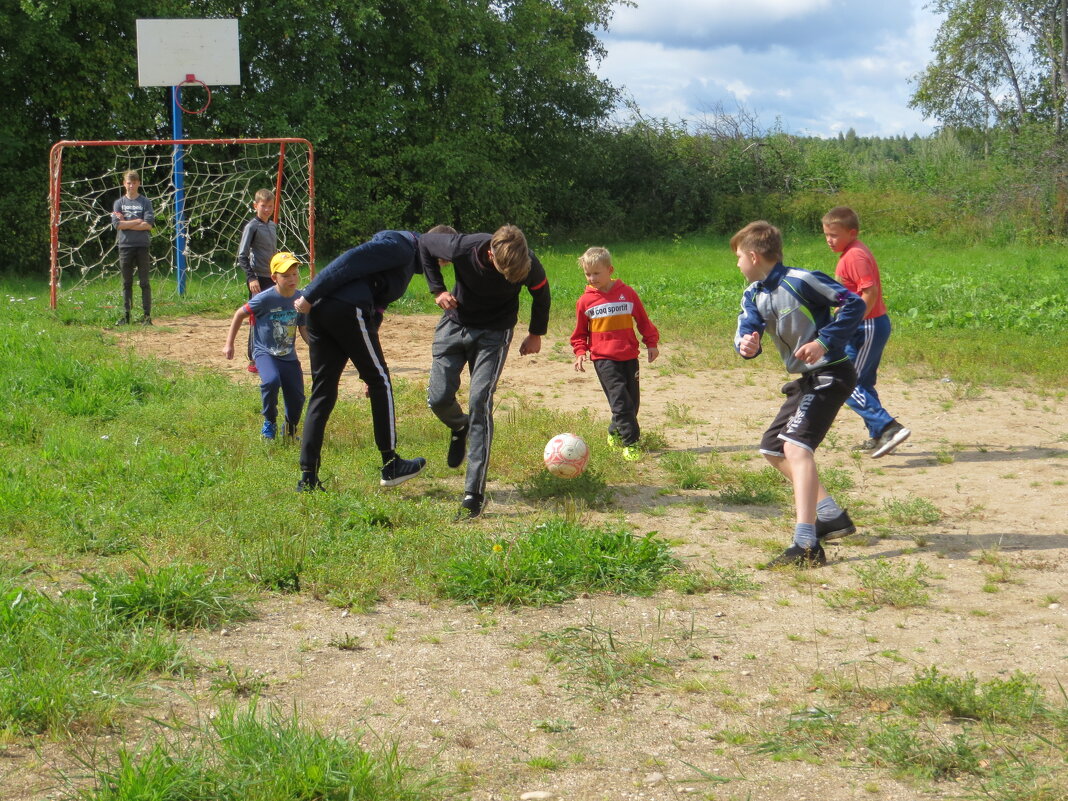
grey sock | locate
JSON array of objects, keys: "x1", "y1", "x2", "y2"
[
  {"x1": 817, "y1": 496, "x2": 843, "y2": 521},
  {"x1": 793, "y1": 522, "x2": 818, "y2": 549}
]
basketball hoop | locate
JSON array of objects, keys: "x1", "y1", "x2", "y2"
[{"x1": 175, "y1": 74, "x2": 212, "y2": 115}]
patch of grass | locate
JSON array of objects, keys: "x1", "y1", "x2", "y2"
[
  {"x1": 517, "y1": 468, "x2": 615, "y2": 509},
  {"x1": 883, "y1": 496, "x2": 942, "y2": 525},
  {"x1": 824, "y1": 559, "x2": 933, "y2": 610},
  {"x1": 661, "y1": 451, "x2": 709, "y2": 490},
  {"x1": 440, "y1": 519, "x2": 679, "y2": 606},
  {"x1": 716, "y1": 466, "x2": 789, "y2": 506},
  {"x1": 78, "y1": 565, "x2": 253, "y2": 630},
  {"x1": 77, "y1": 700, "x2": 444, "y2": 800},
  {"x1": 887, "y1": 667, "x2": 1045, "y2": 725},
  {"x1": 539, "y1": 623, "x2": 674, "y2": 701},
  {"x1": 0, "y1": 580, "x2": 184, "y2": 736},
  {"x1": 753, "y1": 707, "x2": 854, "y2": 763},
  {"x1": 865, "y1": 723, "x2": 986, "y2": 781}
]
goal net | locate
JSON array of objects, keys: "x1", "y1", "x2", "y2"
[{"x1": 49, "y1": 138, "x2": 315, "y2": 308}]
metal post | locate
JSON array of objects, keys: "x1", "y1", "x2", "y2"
[{"x1": 171, "y1": 85, "x2": 187, "y2": 295}]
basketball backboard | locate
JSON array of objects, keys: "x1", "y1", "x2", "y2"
[{"x1": 136, "y1": 18, "x2": 240, "y2": 86}]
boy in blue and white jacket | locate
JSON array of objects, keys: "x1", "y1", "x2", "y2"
[{"x1": 732, "y1": 221, "x2": 865, "y2": 568}]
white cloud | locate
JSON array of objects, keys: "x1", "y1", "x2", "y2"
[{"x1": 596, "y1": 0, "x2": 940, "y2": 137}]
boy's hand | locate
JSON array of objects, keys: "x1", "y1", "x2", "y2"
[
  {"x1": 647, "y1": 346, "x2": 660, "y2": 363},
  {"x1": 738, "y1": 331, "x2": 761, "y2": 357},
  {"x1": 794, "y1": 340, "x2": 827, "y2": 365},
  {"x1": 434, "y1": 291, "x2": 458, "y2": 310},
  {"x1": 248, "y1": 278, "x2": 261, "y2": 294},
  {"x1": 574, "y1": 353, "x2": 586, "y2": 372},
  {"x1": 111, "y1": 211, "x2": 124, "y2": 220},
  {"x1": 519, "y1": 334, "x2": 541, "y2": 356},
  {"x1": 294, "y1": 296, "x2": 311, "y2": 314},
  {"x1": 223, "y1": 343, "x2": 234, "y2": 360}
]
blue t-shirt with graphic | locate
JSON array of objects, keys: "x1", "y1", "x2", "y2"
[{"x1": 246, "y1": 287, "x2": 306, "y2": 361}]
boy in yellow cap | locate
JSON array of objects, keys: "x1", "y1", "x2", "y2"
[{"x1": 223, "y1": 252, "x2": 308, "y2": 440}]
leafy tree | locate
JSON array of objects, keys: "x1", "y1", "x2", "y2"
[{"x1": 911, "y1": 0, "x2": 1068, "y2": 132}]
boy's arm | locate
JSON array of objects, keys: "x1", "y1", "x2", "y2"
[
  {"x1": 734, "y1": 288, "x2": 765, "y2": 359},
  {"x1": 236, "y1": 220, "x2": 257, "y2": 283},
  {"x1": 519, "y1": 255, "x2": 550, "y2": 356},
  {"x1": 222, "y1": 305, "x2": 252, "y2": 359},
  {"x1": 571, "y1": 297, "x2": 591, "y2": 371},
  {"x1": 631, "y1": 293, "x2": 659, "y2": 349},
  {"x1": 804, "y1": 272, "x2": 865, "y2": 353},
  {"x1": 418, "y1": 233, "x2": 465, "y2": 296}
]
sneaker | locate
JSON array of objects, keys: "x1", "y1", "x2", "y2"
[
  {"x1": 116, "y1": 314, "x2": 131, "y2": 326},
  {"x1": 607, "y1": 432, "x2": 623, "y2": 448},
  {"x1": 296, "y1": 474, "x2": 325, "y2": 492},
  {"x1": 854, "y1": 437, "x2": 877, "y2": 451},
  {"x1": 816, "y1": 509, "x2": 856, "y2": 541},
  {"x1": 872, "y1": 421, "x2": 911, "y2": 459},
  {"x1": 380, "y1": 456, "x2": 426, "y2": 487},
  {"x1": 284, "y1": 422, "x2": 299, "y2": 439},
  {"x1": 247, "y1": 363, "x2": 259, "y2": 374},
  {"x1": 140, "y1": 316, "x2": 152, "y2": 326},
  {"x1": 455, "y1": 492, "x2": 485, "y2": 521},
  {"x1": 261, "y1": 420, "x2": 277, "y2": 440},
  {"x1": 621, "y1": 444, "x2": 642, "y2": 462},
  {"x1": 447, "y1": 425, "x2": 468, "y2": 468},
  {"x1": 765, "y1": 544, "x2": 827, "y2": 569}
]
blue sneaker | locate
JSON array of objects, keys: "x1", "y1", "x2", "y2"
[{"x1": 262, "y1": 420, "x2": 277, "y2": 440}]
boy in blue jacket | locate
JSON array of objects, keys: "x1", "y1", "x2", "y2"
[{"x1": 732, "y1": 221, "x2": 865, "y2": 568}]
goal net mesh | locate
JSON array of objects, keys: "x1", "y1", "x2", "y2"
[{"x1": 49, "y1": 138, "x2": 315, "y2": 306}]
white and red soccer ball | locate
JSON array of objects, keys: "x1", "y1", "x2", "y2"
[{"x1": 543, "y1": 433, "x2": 590, "y2": 479}]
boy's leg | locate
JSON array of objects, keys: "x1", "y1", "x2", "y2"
[
  {"x1": 254, "y1": 354, "x2": 283, "y2": 424},
  {"x1": 134, "y1": 247, "x2": 152, "y2": 319},
  {"x1": 275, "y1": 357, "x2": 305, "y2": 430},
  {"x1": 761, "y1": 364, "x2": 855, "y2": 564},
  {"x1": 593, "y1": 358, "x2": 640, "y2": 446},
  {"x1": 844, "y1": 316, "x2": 893, "y2": 439},
  {"x1": 427, "y1": 317, "x2": 471, "y2": 431},
  {"x1": 117, "y1": 248, "x2": 135, "y2": 320},
  {"x1": 462, "y1": 326, "x2": 513, "y2": 497},
  {"x1": 299, "y1": 304, "x2": 349, "y2": 475},
  {"x1": 339, "y1": 305, "x2": 400, "y2": 456}
]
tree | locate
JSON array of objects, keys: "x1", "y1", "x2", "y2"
[
  {"x1": 910, "y1": 0, "x2": 1068, "y2": 132},
  {"x1": 0, "y1": 0, "x2": 621, "y2": 270}
]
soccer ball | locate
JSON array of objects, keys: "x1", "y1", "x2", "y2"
[{"x1": 543, "y1": 433, "x2": 590, "y2": 479}]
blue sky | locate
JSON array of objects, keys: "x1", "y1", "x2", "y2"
[{"x1": 594, "y1": 0, "x2": 940, "y2": 138}]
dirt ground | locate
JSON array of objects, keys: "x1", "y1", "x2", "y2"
[{"x1": 7, "y1": 314, "x2": 1068, "y2": 801}]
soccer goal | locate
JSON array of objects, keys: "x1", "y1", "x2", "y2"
[{"x1": 48, "y1": 137, "x2": 316, "y2": 308}]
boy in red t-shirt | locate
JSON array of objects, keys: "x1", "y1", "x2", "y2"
[
  {"x1": 571, "y1": 247, "x2": 660, "y2": 461},
  {"x1": 822, "y1": 207, "x2": 911, "y2": 459}
]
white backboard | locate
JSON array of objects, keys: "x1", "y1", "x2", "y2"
[{"x1": 136, "y1": 18, "x2": 240, "y2": 86}]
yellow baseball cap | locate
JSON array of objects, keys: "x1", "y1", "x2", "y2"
[{"x1": 270, "y1": 252, "x2": 301, "y2": 275}]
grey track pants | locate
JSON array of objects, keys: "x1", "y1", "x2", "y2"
[{"x1": 426, "y1": 316, "x2": 513, "y2": 496}]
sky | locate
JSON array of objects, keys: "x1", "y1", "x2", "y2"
[{"x1": 593, "y1": 0, "x2": 942, "y2": 138}]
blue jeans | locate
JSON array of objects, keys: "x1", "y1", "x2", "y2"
[
  {"x1": 844, "y1": 315, "x2": 894, "y2": 438},
  {"x1": 255, "y1": 354, "x2": 305, "y2": 427}
]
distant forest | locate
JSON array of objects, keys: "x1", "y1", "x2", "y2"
[{"x1": 5, "y1": 0, "x2": 1067, "y2": 271}]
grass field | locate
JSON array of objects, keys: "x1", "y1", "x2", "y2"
[{"x1": 4, "y1": 233, "x2": 1067, "y2": 799}]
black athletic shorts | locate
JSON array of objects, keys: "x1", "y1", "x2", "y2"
[{"x1": 759, "y1": 360, "x2": 857, "y2": 456}]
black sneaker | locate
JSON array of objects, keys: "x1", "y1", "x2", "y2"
[
  {"x1": 816, "y1": 509, "x2": 856, "y2": 541},
  {"x1": 765, "y1": 544, "x2": 827, "y2": 569},
  {"x1": 140, "y1": 316, "x2": 153, "y2": 326},
  {"x1": 454, "y1": 492, "x2": 485, "y2": 521},
  {"x1": 284, "y1": 422, "x2": 299, "y2": 440},
  {"x1": 872, "y1": 421, "x2": 911, "y2": 459},
  {"x1": 116, "y1": 314, "x2": 131, "y2": 326},
  {"x1": 447, "y1": 425, "x2": 468, "y2": 468},
  {"x1": 380, "y1": 456, "x2": 427, "y2": 487},
  {"x1": 296, "y1": 474, "x2": 325, "y2": 492}
]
